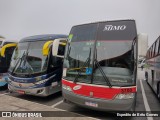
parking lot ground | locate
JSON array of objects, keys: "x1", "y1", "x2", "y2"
[{"x1": 0, "y1": 95, "x2": 96, "y2": 120}]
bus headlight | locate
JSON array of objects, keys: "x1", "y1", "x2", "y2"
[
  {"x1": 62, "y1": 84, "x2": 67, "y2": 89},
  {"x1": 35, "y1": 79, "x2": 48, "y2": 85},
  {"x1": 62, "y1": 84, "x2": 72, "y2": 92},
  {"x1": 115, "y1": 93, "x2": 134, "y2": 99},
  {"x1": 66, "y1": 86, "x2": 72, "y2": 91}
]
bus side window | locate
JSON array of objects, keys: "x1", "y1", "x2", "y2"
[
  {"x1": 158, "y1": 37, "x2": 160, "y2": 54},
  {"x1": 51, "y1": 56, "x2": 63, "y2": 67},
  {"x1": 50, "y1": 46, "x2": 63, "y2": 68},
  {"x1": 57, "y1": 44, "x2": 65, "y2": 56},
  {"x1": 5, "y1": 46, "x2": 16, "y2": 68}
]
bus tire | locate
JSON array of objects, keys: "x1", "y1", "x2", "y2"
[
  {"x1": 145, "y1": 72, "x2": 148, "y2": 82},
  {"x1": 157, "y1": 82, "x2": 160, "y2": 100},
  {"x1": 7, "y1": 89, "x2": 13, "y2": 93},
  {"x1": 130, "y1": 101, "x2": 136, "y2": 112},
  {"x1": 63, "y1": 98, "x2": 67, "y2": 103},
  {"x1": 131, "y1": 94, "x2": 137, "y2": 112}
]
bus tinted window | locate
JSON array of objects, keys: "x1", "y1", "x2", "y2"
[
  {"x1": 3, "y1": 42, "x2": 14, "y2": 46},
  {"x1": 158, "y1": 37, "x2": 160, "y2": 54},
  {"x1": 150, "y1": 48, "x2": 152, "y2": 58},
  {"x1": 0, "y1": 41, "x2": 2, "y2": 46},
  {"x1": 152, "y1": 44, "x2": 155, "y2": 57},
  {"x1": 0, "y1": 46, "x2": 15, "y2": 70},
  {"x1": 150, "y1": 46, "x2": 153, "y2": 58},
  {"x1": 70, "y1": 24, "x2": 97, "y2": 42},
  {"x1": 155, "y1": 39, "x2": 159, "y2": 56},
  {"x1": 147, "y1": 50, "x2": 149, "y2": 59},
  {"x1": 57, "y1": 44, "x2": 65, "y2": 56},
  {"x1": 97, "y1": 20, "x2": 136, "y2": 40}
]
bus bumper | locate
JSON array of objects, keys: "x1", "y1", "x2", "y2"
[
  {"x1": 63, "y1": 90, "x2": 136, "y2": 111},
  {"x1": 8, "y1": 84, "x2": 61, "y2": 97}
]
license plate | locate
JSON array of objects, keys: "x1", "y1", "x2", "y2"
[
  {"x1": 85, "y1": 101, "x2": 98, "y2": 107},
  {"x1": 17, "y1": 90, "x2": 25, "y2": 94}
]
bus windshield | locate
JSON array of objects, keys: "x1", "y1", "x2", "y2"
[
  {"x1": 93, "y1": 40, "x2": 133, "y2": 86},
  {"x1": 64, "y1": 24, "x2": 97, "y2": 83},
  {"x1": 9, "y1": 41, "x2": 48, "y2": 75},
  {"x1": 64, "y1": 20, "x2": 137, "y2": 87}
]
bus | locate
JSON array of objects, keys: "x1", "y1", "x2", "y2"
[
  {"x1": 145, "y1": 36, "x2": 160, "y2": 100},
  {"x1": 8, "y1": 34, "x2": 67, "y2": 96},
  {"x1": 52, "y1": 20, "x2": 147, "y2": 111},
  {"x1": 0, "y1": 38, "x2": 17, "y2": 87}
]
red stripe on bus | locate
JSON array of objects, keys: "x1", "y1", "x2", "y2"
[{"x1": 62, "y1": 79, "x2": 136, "y2": 100}]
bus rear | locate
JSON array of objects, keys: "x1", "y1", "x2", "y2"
[{"x1": 60, "y1": 20, "x2": 139, "y2": 111}]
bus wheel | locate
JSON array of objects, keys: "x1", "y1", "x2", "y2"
[
  {"x1": 63, "y1": 98, "x2": 67, "y2": 103},
  {"x1": 130, "y1": 101, "x2": 136, "y2": 112},
  {"x1": 145, "y1": 72, "x2": 148, "y2": 82},
  {"x1": 7, "y1": 90, "x2": 13, "y2": 93},
  {"x1": 157, "y1": 82, "x2": 160, "y2": 100},
  {"x1": 131, "y1": 104, "x2": 136, "y2": 112},
  {"x1": 131, "y1": 95, "x2": 137, "y2": 112}
]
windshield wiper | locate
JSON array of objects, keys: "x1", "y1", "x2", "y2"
[
  {"x1": 11, "y1": 51, "x2": 26, "y2": 74},
  {"x1": 73, "y1": 48, "x2": 91, "y2": 83},
  {"x1": 11, "y1": 51, "x2": 34, "y2": 76},
  {"x1": 94, "y1": 48, "x2": 112, "y2": 88},
  {"x1": 22, "y1": 51, "x2": 34, "y2": 76},
  {"x1": 94, "y1": 59, "x2": 112, "y2": 88}
]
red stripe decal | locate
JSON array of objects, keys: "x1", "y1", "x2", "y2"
[{"x1": 62, "y1": 79, "x2": 136, "y2": 100}]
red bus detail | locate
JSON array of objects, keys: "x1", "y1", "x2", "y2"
[{"x1": 62, "y1": 79, "x2": 136, "y2": 100}]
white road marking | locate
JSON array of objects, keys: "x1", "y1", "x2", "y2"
[
  {"x1": 0, "y1": 92, "x2": 9, "y2": 97},
  {"x1": 53, "y1": 107, "x2": 100, "y2": 120},
  {"x1": 51, "y1": 100, "x2": 63, "y2": 108},
  {"x1": 140, "y1": 79, "x2": 153, "y2": 120},
  {"x1": 54, "y1": 107, "x2": 66, "y2": 111},
  {"x1": 51, "y1": 100, "x2": 100, "y2": 120}
]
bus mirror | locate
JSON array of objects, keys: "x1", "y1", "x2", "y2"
[
  {"x1": 0, "y1": 43, "x2": 17, "y2": 57},
  {"x1": 42, "y1": 41, "x2": 53, "y2": 56},
  {"x1": 138, "y1": 33, "x2": 148, "y2": 57},
  {"x1": 52, "y1": 38, "x2": 67, "y2": 58}
]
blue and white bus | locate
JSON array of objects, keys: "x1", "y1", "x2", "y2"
[
  {"x1": 8, "y1": 34, "x2": 67, "y2": 96},
  {"x1": 0, "y1": 38, "x2": 17, "y2": 87}
]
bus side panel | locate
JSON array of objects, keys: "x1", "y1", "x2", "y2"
[
  {"x1": 146, "y1": 56, "x2": 160, "y2": 98},
  {"x1": 154, "y1": 56, "x2": 160, "y2": 96},
  {"x1": 146, "y1": 58, "x2": 154, "y2": 88}
]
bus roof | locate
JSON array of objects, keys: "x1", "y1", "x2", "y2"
[
  {"x1": 3, "y1": 39, "x2": 18, "y2": 43},
  {"x1": 0, "y1": 35, "x2": 5, "y2": 39},
  {"x1": 70, "y1": 19, "x2": 136, "y2": 41},
  {"x1": 72, "y1": 19, "x2": 135, "y2": 28},
  {"x1": 0, "y1": 37, "x2": 5, "y2": 41},
  {"x1": 0, "y1": 39, "x2": 17, "y2": 46},
  {"x1": 19, "y1": 34, "x2": 67, "y2": 43}
]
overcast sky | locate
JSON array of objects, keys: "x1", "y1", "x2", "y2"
[{"x1": 0, "y1": 0, "x2": 159, "y2": 46}]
